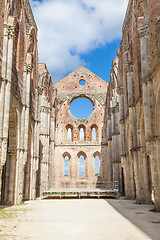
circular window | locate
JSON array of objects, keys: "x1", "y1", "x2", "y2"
[
  {"x1": 79, "y1": 80, "x2": 86, "y2": 86},
  {"x1": 70, "y1": 97, "x2": 93, "y2": 119}
]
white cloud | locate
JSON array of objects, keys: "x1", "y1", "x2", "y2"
[{"x1": 30, "y1": 0, "x2": 128, "y2": 82}]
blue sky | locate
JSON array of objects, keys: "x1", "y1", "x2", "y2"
[
  {"x1": 30, "y1": 0, "x2": 128, "y2": 174},
  {"x1": 81, "y1": 39, "x2": 121, "y2": 82},
  {"x1": 30, "y1": 0, "x2": 128, "y2": 83},
  {"x1": 70, "y1": 98, "x2": 93, "y2": 119}
]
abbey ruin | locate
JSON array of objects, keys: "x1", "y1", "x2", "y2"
[{"x1": 0, "y1": 0, "x2": 160, "y2": 210}]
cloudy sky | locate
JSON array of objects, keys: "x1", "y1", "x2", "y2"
[{"x1": 30, "y1": 0, "x2": 129, "y2": 83}]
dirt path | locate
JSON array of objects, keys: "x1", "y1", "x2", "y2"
[{"x1": 0, "y1": 199, "x2": 159, "y2": 240}]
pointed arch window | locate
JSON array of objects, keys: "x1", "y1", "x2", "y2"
[
  {"x1": 95, "y1": 155, "x2": 100, "y2": 176},
  {"x1": 92, "y1": 127, "x2": 96, "y2": 141},
  {"x1": 64, "y1": 156, "x2": 70, "y2": 177},
  {"x1": 80, "y1": 127, "x2": 84, "y2": 141},
  {"x1": 66, "y1": 125, "x2": 73, "y2": 142},
  {"x1": 67, "y1": 128, "x2": 72, "y2": 141},
  {"x1": 79, "y1": 155, "x2": 85, "y2": 176},
  {"x1": 91, "y1": 125, "x2": 98, "y2": 141}
]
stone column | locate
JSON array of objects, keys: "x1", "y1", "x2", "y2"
[
  {"x1": 23, "y1": 62, "x2": 32, "y2": 200},
  {"x1": 126, "y1": 64, "x2": 134, "y2": 107},
  {"x1": 138, "y1": 23, "x2": 151, "y2": 81},
  {"x1": 141, "y1": 149, "x2": 151, "y2": 203},
  {"x1": 0, "y1": 26, "x2": 8, "y2": 138},
  {"x1": 0, "y1": 24, "x2": 15, "y2": 202},
  {"x1": 150, "y1": 138, "x2": 160, "y2": 210},
  {"x1": 24, "y1": 63, "x2": 32, "y2": 150},
  {"x1": 154, "y1": 138, "x2": 160, "y2": 210},
  {"x1": 7, "y1": 149, "x2": 17, "y2": 205},
  {"x1": 39, "y1": 94, "x2": 51, "y2": 192},
  {"x1": 49, "y1": 115, "x2": 55, "y2": 189},
  {"x1": 142, "y1": 82, "x2": 150, "y2": 141},
  {"x1": 3, "y1": 26, "x2": 15, "y2": 138}
]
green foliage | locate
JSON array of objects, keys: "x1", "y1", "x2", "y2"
[{"x1": 150, "y1": 208, "x2": 160, "y2": 213}]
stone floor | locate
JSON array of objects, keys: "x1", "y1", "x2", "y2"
[{"x1": 0, "y1": 198, "x2": 160, "y2": 240}]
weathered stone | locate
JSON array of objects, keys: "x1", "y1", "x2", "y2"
[{"x1": 0, "y1": 0, "x2": 159, "y2": 212}]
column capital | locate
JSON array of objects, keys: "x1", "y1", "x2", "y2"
[
  {"x1": 125, "y1": 62, "x2": 133, "y2": 73},
  {"x1": 26, "y1": 63, "x2": 32, "y2": 73},
  {"x1": 138, "y1": 24, "x2": 149, "y2": 38},
  {"x1": 7, "y1": 147, "x2": 17, "y2": 155},
  {"x1": 3, "y1": 25, "x2": 8, "y2": 36},
  {"x1": 24, "y1": 63, "x2": 28, "y2": 72},
  {"x1": 8, "y1": 26, "x2": 16, "y2": 39},
  {"x1": 36, "y1": 86, "x2": 43, "y2": 95}
]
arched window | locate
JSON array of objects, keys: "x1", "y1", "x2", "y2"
[
  {"x1": 80, "y1": 127, "x2": 84, "y2": 141},
  {"x1": 95, "y1": 155, "x2": 100, "y2": 176},
  {"x1": 64, "y1": 156, "x2": 69, "y2": 177},
  {"x1": 67, "y1": 128, "x2": 72, "y2": 141},
  {"x1": 66, "y1": 125, "x2": 73, "y2": 142},
  {"x1": 79, "y1": 155, "x2": 85, "y2": 176},
  {"x1": 92, "y1": 127, "x2": 96, "y2": 141}
]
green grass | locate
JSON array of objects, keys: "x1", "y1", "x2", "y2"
[{"x1": 150, "y1": 208, "x2": 160, "y2": 213}]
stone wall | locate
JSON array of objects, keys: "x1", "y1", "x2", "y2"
[
  {"x1": 107, "y1": 0, "x2": 160, "y2": 210},
  {"x1": 0, "y1": 0, "x2": 159, "y2": 212},
  {"x1": 53, "y1": 66, "x2": 108, "y2": 188},
  {"x1": 0, "y1": 0, "x2": 42, "y2": 205}
]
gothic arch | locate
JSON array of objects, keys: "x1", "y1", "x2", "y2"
[
  {"x1": 77, "y1": 151, "x2": 87, "y2": 177},
  {"x1": 66, "y1": 124, "x2": 73, "y2": 142},
  {"x1": 62, "y1": 152, "x2": 71, "y2": 159},
  {"x1": 62, "y1": 152, "x2": 71, "y2": 177},
  {"x1": 78, "y1": 124, "x2": 86, "y2": 141},
  {"x1": 91, "y1": 124, "x2": 98, "y2": 141}
]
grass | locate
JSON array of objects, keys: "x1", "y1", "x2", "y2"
[
  {"x1": 150, "y1": 208, "x2": 160, "y2": 213},
  {"x1": 0, "y1": 203, "x2": 31, "y2": 220}
]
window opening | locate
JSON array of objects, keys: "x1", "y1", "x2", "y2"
[
  {"x1": 79, "y1": 80, "x2": 86, "y2": 86},
  {"x1": 70, "y1": 97, "x2": 93, "y2": 119},
  {"x1": 95, "y1": 155, "x2": 100, "y2": 176},
  {"x1": 79, "y1": 155, "x2": 85, "y2": 176},
  {"x1": 92, "y1": 127, "x2": 96, "y2": 141},
  {"x1": 80, "y1": 127, "x2": 84, "y2": 141},
  {"x1": 64, "y1": 156, "x2": 69, "y2": 176},
  {"x1": 67, "y1": 128, "x2": 72, "y2": 141}
]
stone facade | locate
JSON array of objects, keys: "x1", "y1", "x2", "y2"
[
  {"x1": 53, "y1": 66, "x2": 108, "y2": 189},
  {"x1": 0, "y1": 0, "x2": 160, "y2": 210},
  {"x1": 107, "y1": 0, "x2": 160, "y2": 209}
]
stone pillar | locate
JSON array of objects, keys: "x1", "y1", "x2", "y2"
[
  {"x1": 49, "y1": 115, "x2": 55, "y2": 189},
  {"x1": 6, "y1": 149, "x2": 17, "y2": 205},
  {"x1": 142, "y1": 82, "x2": 150, "y2": 141},
  {"x1": 23, "y1": 61, "x2": 32, "y2": 200},
  {"x1": 39, "y1": 95, "x2": 51, "y2": 192},
  {"x1": 0, "y1": 23, "x2": 15, "y2": 203},
  {"x1": 126, "y1": 65, "x2": 134, "y2": 107},
  {"x1": 138, "y1": 23, "x2": 151, "y2": 81},
  {"x1": 107, "y1": 140, "x2": 113, "y2": 184},
  {"x1": 154, "y1": 138, "x2": 160, "y2": 210},
  {"x1": 141, "y1": 149, "x2": 151, "y2": 203},
  {"x1": 121, "y1": 154, "x2": 135, "y2": 199},
  {"x1": 15, "y1": 149, "x2": 24, "y2": 204},
  {"x1": 150, "y1": 138, "x2": 160, "y2": 210},
  {"x1": 3, "y1": 26, "x2": 15, "y2": 138},
  {"x1": 0, "y1": 26, "x2": 8, "y2": 138}
]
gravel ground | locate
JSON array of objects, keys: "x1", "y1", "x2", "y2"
[{"x1": 0, "y1": 198, "x2": 159, "y2": 240}]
